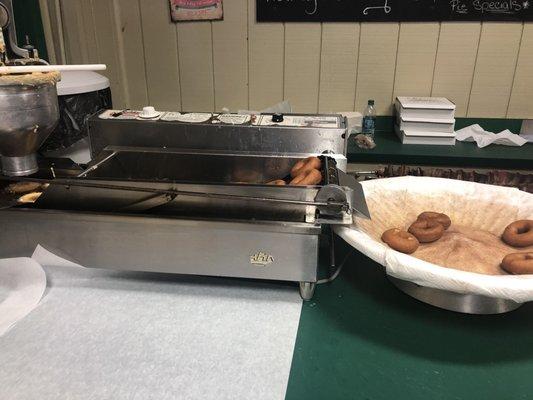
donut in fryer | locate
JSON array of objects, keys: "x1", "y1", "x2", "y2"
[
  {"x1": 381, "y1": 229, "x2": 420, "y2": 254},
  {"x1": 502, "y1": 220, "x2": 533, "y2": 248},
  {"x1": 267, "y1": 179, "x2": 287, "y2": 186},
  {"x1": 289, "y1": 169, "x2": 322, "y2": 186},
  {"x1": 5, "y1": 182, "x2": 44, "y2": 195},
  {"x1": 290, "y1": 157, "x2": 322, "y2": 178}
]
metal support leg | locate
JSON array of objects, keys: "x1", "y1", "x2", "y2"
[
  {"x1": 299, "y1": 282, "x2": 316, "y2": 301},
  {"x1": 329, "y1": 228, "x2": 336, "y2": 269}
]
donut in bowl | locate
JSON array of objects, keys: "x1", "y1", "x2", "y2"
[
  {"x1": 381, "y1": 228, "x2": 420, "y2": 254},
  {"x1": 502, "y1": 220, "x2": 533, "y2": 248},
  {"x1": 417, "y1": 212, "x2": 452, "y2": 230},
  {"x1": 408, "y1": 220, "x2": 445, "y2": 243},
  {"x1": 501, "y1": 253, "x2": 533, "y2": 275}
]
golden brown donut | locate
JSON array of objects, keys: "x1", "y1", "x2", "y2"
[
  {"x1": 408, "y1": 219, "x2": 445, "y2": 243},
  {"x1": 501, "y1": 253, "x2": 533, "y2": 275},
  {"x1": 5, "y1": 182, "x2": 44, "y2": 195},
  {"x1": 267, "y1": 179, "x2": 287, "y2": 186},
  {"x1": 290, "y1": 157, "x2": 322, "y2": 178},
  {"x1": 290, "y1": 169, "x2": 322, "y2": 186},
  {"x1": 381, "y1": 228, "x2": 420, "y2": 254},
  {"x1": 17, "y1": 192, "x2": 43, "y2": 204},
  {"x1": 502, "y1": 220, "x2": 533, "y2": 248},
  {"x1": 417, "y1": 212, "x2": 452, "y2": 230}
]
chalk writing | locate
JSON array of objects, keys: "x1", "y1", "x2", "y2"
[
  {"x1": 363, "y1": 0, "x2": 392, "y2": 15},
  {"x1": 265, "y1": 0, "x2": 318, "y2": 15},
  {"x1": 450, "y1": 0, "x2": 526, "y2": 14},
  {"x1": 257, "y1": 0, "x2": 533, "y2": 21}
]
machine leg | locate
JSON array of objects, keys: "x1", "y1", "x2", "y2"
[{"x1": 299, "y1": 282, "x2": 316, "y2": 301}]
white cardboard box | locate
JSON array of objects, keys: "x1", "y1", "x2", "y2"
[
  {"x1": 395, "y1": 96, "x2": 456, "y2": 120},
  {"x1": 395, "y1": 115, "x2": 455, "y2": 133},
  {"x1": 394, "y1": 124, "x2": 456, "y2": 146}
]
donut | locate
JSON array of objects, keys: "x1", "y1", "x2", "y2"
[
  {"x1": 417, "y1": 212, "x2": 452, "y2": 230},
  {"x1": 408, "y1": 219, "x2": 445, "y2": 243},
  {"x1": 17, "y1": 192, "x2": 43, "y2": 204},
  {"x1": 5, "y1": 182, "x2": 44, "y2": 195},
  {"x1": 267, "y1": 179, "x2": 286, "y2": 186},
  {"x1": 289, "y1": 169, "x2": 322, "y2": 186},
  {"x1": 381, "y1": 228, "x2": 420, "y2": 254},
  {"x1": 501, "y1": 253, "x2": 533, "y2": 275},
  {"x1": 290, "y1": 157, "x2": 322, "y2": 178},
  {"x1": 502, "y1": 220, "x2": 533, "y2": 248}
]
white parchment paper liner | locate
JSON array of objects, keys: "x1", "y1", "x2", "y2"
[
  {"x1": 0, "y1": 258, "x2": 46, "y2": 336},
  {"x1": 335, "y1": 176, "x2": 533, "y2": 303}
]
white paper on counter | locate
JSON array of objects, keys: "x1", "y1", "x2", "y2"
[
  {"x1": 0, "y1": 249, "x2": 302, "y2": 400},
  {"x1": 0, "y1": 257, "x2": 46, "y2": 336},
  {"x1": 456, "y1": 124, "x2": 527, "y2": 148},
  {"x1": 334, "y1": 176, "x2": 533, "y2": 304},
  {"x1": 31, "y1": 244, "x2": 85, "y2": 268}
]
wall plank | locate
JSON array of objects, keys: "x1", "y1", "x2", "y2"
[
  {"x1": 176, "y1": 22, "x2": 214, "y2": 112},
  {"x1": 468, "y1": 23, "x2": 523, "y2": 118},
  {"x1": 284, "y1": 23, "x2": 322, "y2": 113},
  {"x1": 212, "y1": 0, "x2": 248, "y2": 111},
  {"x1": 39, "y1": 0, "x2": 57, "y2": 63},
  {"x1": 247, "y1": 0, "x2": 284, "y2": 111},
  {"x1": 355, "y1": 23, "x2": 400, "y2": 115},
  {"x1": 393, "y1": 23, "x2": 439, "y2": 99},
  {"x1": 72, "y1": 0, "x2": 90, "y2": 64},
  {"x1": 115, "y1": 0, "x2": 148, "y2": 108},
  {"x1": 59, "y1": 0, "x2": 84, "y2": 64},
  {"x1": 139, "y1": 0, "x2": 181, "y2": 111},
  {"x1": 79, "y1": 0, "x2": 99, "y2": 64},
  {"x1": 431, "y1": 23, "x2": 481, "y2": 117},
  {"x1": 91, "y1": 0, "x2": 125, "y2": 108},
  {"x1": 507, "y1": 23, "x2": 533, "y2": 118},
  {"x1": 319, "y1": 23, "x2": 359, "y2": 113},
  {"x1": 43, "y1": 0, "x2": 67, "y2": 63}
]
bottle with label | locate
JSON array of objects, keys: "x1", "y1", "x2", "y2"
[{"x1": 362, "y1": 99, "x2": 376, "y2": 139}]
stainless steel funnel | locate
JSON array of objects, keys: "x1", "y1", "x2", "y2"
[{"x1": 0, "y1": 73, "x2": 59, "y2": 176}]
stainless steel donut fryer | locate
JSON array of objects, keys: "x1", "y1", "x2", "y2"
[{"x1": 0, "y1": 111, "x2": 369, "y2": 300}]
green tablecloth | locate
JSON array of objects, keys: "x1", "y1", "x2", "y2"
[
  {"x1": 347, "y1": 132, "x2": 533, "y2": 170},
  {"x1": 286, "y1": 240, "x2": 533, "y2": 400}
]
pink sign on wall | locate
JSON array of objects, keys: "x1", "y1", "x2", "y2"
[{"x1": 169, "y1": 0, "x2": 224, "y2": 21}]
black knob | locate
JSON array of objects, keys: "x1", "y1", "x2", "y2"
[{"x1": 272, "y1": 113, "x2": 284, "y2": 123}]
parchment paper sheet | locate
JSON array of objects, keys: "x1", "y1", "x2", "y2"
[
  {"x1": 0, "y1": 249, "x2": 302, "y2": 400},
  {"x1": 0, "y1": 258, "x2": 46, "y2": 336}
]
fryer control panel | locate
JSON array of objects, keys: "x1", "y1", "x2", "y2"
[
  {"x1": 89, "y1": 109, "x2": 348, "y2": 160},
  {"x1": 97, "y1": 109, "x2": 343, "y2": 129}
]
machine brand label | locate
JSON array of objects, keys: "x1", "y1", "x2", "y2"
[{"x1": 250, "y1": 252, "x2": 274, "y2": 267}]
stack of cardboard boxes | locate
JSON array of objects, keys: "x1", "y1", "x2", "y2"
[{"x1": 394, "y1": 97, "x2": 456, "y2": 145}]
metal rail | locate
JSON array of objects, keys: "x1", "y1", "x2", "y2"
[{"x1": 0, "y1": 176, "x2": 350, "y2": 211}]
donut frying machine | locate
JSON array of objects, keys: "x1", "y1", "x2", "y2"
[{"x1": 0, "y1": 107, "x2": 373, "y2": 300}]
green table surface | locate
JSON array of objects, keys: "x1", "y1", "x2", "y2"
[
  {"x1": 286, "y1": 239, "x2": 533, "y2": 400},
  {"x1": 347, "y1": 132, "x2": 533, "y2": 170}
]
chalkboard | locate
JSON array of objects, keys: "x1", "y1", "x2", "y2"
[{"x1": 257, "y1": 0, "x2": 533, "y2": 22}]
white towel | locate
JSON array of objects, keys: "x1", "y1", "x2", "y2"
[{"x1": 456, "y1": 124, "x2": 527, "y2": 148}]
